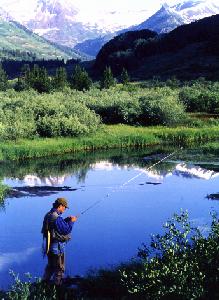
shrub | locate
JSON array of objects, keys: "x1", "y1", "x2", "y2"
[
  {"x1": 35, "y1": 99, "x2": 100, "y2": 137},
  {"x1": 179, "y1": 86, "x2": 219, "y2": 113},
  {"x1": 121, "y1": 211, "x2": 219, "y2": 299},
  {"x1": 8, "y1": 271, "x2": 57, "y2": 300},
  {"x1": 138, "y1": 90, "x2": 186, "y2": 126}
]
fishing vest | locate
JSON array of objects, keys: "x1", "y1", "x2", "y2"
[{"x1": 41, "y1": 210, "x2": 71, "y2": 243}]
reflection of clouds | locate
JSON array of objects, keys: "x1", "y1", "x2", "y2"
[
  {"x1": 0, "y1": 247, "x2": 38, "y2": 271},
  {"x1": 23, "y1": 175, "x2": 68, "y2": 186},
  {"x1": 91, "y1": 161, "x2": 127, "y2": 171}
]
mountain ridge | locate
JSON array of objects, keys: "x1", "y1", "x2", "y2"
[
  {"x1": 74, "y1": 0, "x2": 219, "y2": 57},
  {"x1": 94, "y1": 13, "x2": 219, "y2": 80}
]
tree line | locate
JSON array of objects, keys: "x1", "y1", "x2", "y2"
[{"x1": 0, "y1": 63, "x2": 130, "y2": 93}]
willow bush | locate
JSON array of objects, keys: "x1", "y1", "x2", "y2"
[
  {"x1": 0, "y1": 89, "x2": 100, "y2": 140},
  {"x1": 179, "y1": 81, "x2": 219, "y2": 113},
  {"x1": 0, "y1": 79, "x2": 218, "y2": 141}
]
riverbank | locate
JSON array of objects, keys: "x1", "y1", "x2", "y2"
[{"x1": 0, "y1": 124, "x2": 219, "y2": 161}]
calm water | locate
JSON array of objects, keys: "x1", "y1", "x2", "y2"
[{"x1": 0, "y1": 148, "x2": 219, "y2": 290}]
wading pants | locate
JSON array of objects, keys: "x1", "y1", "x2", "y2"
[{"x1": 43, "y1": 252, "x2": 65, "y2": 285}]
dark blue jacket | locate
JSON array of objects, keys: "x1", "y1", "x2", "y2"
[{"x1": 49, "y1": 208, "x2": 73, "y2": 254}]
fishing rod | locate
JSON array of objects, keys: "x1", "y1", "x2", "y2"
[{"x1": 78, "y1": 147, "x2": 183, "y2": 217}]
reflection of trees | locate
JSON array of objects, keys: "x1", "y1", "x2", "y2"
[
  {"x1": 0, "y1": 146, "x2": 171, "y2": 179},
  {"x1": 74, "y1": 168, "x2": 88, "y2": 184},
  {"x1": 0, "y1": 182, "x2": 10, "y2": 209},
  {"x1": 0, "y1": 145, "x2": 182, "y2": 185}
]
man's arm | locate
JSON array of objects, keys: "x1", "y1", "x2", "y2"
[{"x1": 55, "y1": 216, "x2": 73, "y2": 235}]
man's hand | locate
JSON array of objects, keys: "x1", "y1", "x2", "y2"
[{"x1": 70, "y1": 216, "x2": 77, "y2": 222}]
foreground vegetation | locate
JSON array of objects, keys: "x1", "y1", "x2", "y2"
[{"x1": 2, "y1": 211, "x2": 219, "y2": 299}]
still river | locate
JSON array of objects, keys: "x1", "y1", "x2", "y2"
[{"x1": 0, "y1": 147, "x2": 219, "y2": 289}]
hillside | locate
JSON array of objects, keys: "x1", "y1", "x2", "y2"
[
  {"x1": 0, "y1": 18, "x2": 81, "y2": 60},
  {"x1": 94, "y1": 29, "x2": 157, "y2": 72},
  {"x1": 74, "y1": 0, "x2": 219, "y2": 57},
  {"x1": 94, "y1": 14, "x2": 219, "y2": 80}
]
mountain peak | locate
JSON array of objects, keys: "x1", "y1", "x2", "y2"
[{"x1": 161, "y1": 3, "x2": 170, "y2": 10}]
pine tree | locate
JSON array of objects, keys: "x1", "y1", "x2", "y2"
[
  {"x1": 53, "y1": 67, "x2": 68, "y2": 90},
  {"x1": 100, "y1": 66, "x2": 116, "y2": 89},
  {"x1": 70, "y1": 65, "x2": 92, "y2": 91},
  {"x1": 0, "y1": 64, "x2": 8, "y2": 91},
  {"x1": 16, "y1": 64, "x2": 31, "y2": 91},
  {"x1": 22, "y1": 64, "x2": 51, "y2": 93},
  {"x1": 121, "y1": 68, "x2": 130, "y2": 85}
]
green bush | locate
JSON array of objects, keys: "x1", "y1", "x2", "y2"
[
  {"x1": 0, "y1": 90, "x2": 100, "y2": 139},
  {"x1": 179, "y1": 85, "x2": 219, "y2": 113},
  {"x1": 139, "y1": 89, "x2": 186, "y2": 126},
  {"x1": 121, "y1": 211, "x2": 219, "y2": 299},
  {"x1": 8, "y1": 271, "x2": 57, "y2": 300}
]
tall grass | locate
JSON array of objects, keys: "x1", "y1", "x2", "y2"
[{"x1": 0, "y1": 124, "x2": 219, "y2": 161}]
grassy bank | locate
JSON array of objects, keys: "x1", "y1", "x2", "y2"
[{"x1": 0, "y1": 124, "x2": 219, "y2": 161}]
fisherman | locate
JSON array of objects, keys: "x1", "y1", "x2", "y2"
[{"x1": 41, "y1": 197, "x2": 77, "y2": 286}]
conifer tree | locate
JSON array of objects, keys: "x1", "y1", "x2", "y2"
[
  {"x1": 121, "y1": 68, "x2": 130, "y2": 85},
  {"x1": 70, "y1": 65, "x2": 92, "y2": 91},
  {"x1": 22, "y1": 64, "x2": 51, "y2": 93},
  {"x1": 14, "y1": 64, "x2": 31, "y2": 92},
  {"x1": 53, "y1": 67, "x2": 68, "y2": 90},
  {"x1": 100, "y1": 66, "x2": 116, "y2": 89},
  {"x1": 0, "y1": 64, "x2": 8, "y2": 91}
]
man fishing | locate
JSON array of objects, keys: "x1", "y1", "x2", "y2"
[{"x1": 41, "y1": 197, "x2": 77, "y2": 286}]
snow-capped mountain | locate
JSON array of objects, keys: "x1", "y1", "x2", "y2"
[
  {"x1": 75, "y1": 0, "x2": 219, "y2": 56},
  {"x1": 1, "y1": 0, "x2": 219, "y2": 51},
  {"x1": 174, "y1": 0, "x2": 219, "y2": 22},
  {"x1": 0, "y1": 0, "x2": 157, "y2": 48},
  {"x1": 130, "y1": 3, "x2": 185, "y2": 34}
]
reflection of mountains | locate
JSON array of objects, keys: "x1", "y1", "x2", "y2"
[
  {"x1": 23, "y1": 175, "x2": 69, "y2": 186},
  {"x1": 16, "y1": 162, "x2": 219, "y2": 187},
  {"x1": 174, "y1": 164, "x2": 219, "y2": 180},
  {"x1": 92, "y1": 162, "x2": 219, "y2": 181},
  {"x1": 138, "y1": 163, "x2": 219, "y2": 180}
]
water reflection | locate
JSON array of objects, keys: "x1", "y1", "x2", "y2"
[
  {"x1": 0, "y1": 248, "x2": 38, "y2": 271},
  {"x1": 0, "y1": 147, "x2": 219, "y2": 290}
]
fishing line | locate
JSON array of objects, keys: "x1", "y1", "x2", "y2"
[{"x1": 78, "y1": 147, "x2": 183, "y2": 216}]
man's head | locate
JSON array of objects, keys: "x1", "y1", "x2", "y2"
[{"x1": 53, "y1": 197, "x2": 69, "y2": 213}]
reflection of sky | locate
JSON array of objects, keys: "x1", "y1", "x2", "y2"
[
  {"x1": 0, "y1": 247, "x2": 37, "y2": 271},
  {"x1": 1, "y1": 157, "x2": 219, "y2": 290}
]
